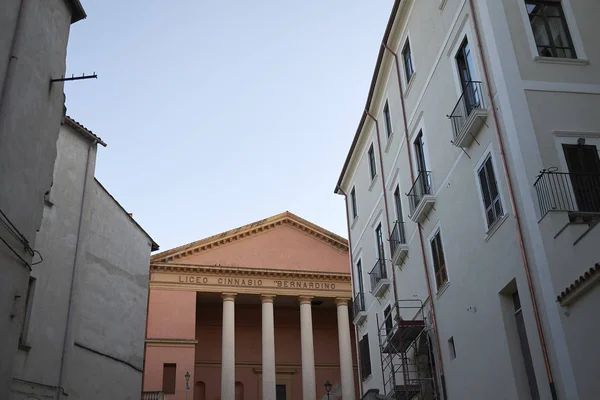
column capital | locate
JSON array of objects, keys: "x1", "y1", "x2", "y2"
[
  {"x1": 335, "y1": 297, "x2": 351, "y2": 307},
  {"x1": 298, "y1": 295, "x2": 314, "y2": 305},
  {"x1": 261, "y1": 294, "x2": 276, "y2": 303},
  {"x1": 222, "y1": 292, "x2": 237, "y2": 302}
]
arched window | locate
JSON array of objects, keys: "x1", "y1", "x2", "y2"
[
  {"x1": 235, "y1": 381, "x2": 244, "y2": 400},
  {"x1": 194, "y1": 381, "x2": 206, "y2": 400}
]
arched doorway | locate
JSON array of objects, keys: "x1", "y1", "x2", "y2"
[{"x1": 194, "y1": 381, "x2": 206, "y2": 400}]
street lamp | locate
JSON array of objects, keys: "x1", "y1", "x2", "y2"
[
  {"x1": 185, "y1": 371, "x2": 191, "y2": 400},
  {"x1": 324, "y1": 380, "x2": 332, "y2": 399}
]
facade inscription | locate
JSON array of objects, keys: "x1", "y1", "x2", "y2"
[{"x1": 176, "y1": 275, "x2": 336, "y2": 290}]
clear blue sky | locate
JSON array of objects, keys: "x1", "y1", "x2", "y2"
[{"x1": 64, "y1": 0, "x2": 393, "y2": 251}]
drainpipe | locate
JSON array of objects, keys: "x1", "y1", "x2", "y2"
[
  {"x1": 466, "y1": 1, "x2": 557, "y2": 398},
  {"x1": 381, "y1": 43, "x2": 447, "y2": 399},
  {"x1": 364, "y1": 111, "x2": 401, "y2": 324},
  {"x1": 0, "y1": 0, "x2": 26, "y2": 127},
  {"x1": 57, "y1": 139, "x2": 96, "y2": 399},
  {"x1": 335, "y1": 186, "x2": 363, "y2": 397}
]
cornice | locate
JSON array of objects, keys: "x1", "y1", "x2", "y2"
[
  {"x1": 145, "y1": 338, "x2": 198, "y2": 348},
  {"x1": 151, "y1": 212, "x2": 348, "y2": 263},
  {"x1": 150, "y1": 262, "x2": 351, "y2": 282}
]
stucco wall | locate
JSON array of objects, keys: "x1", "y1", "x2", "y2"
[{"x1": 0, "y1": 1, "x2": 74, "y2": 397}]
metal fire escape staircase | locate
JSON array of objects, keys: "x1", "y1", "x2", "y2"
[{"x1": 376, "y1": 300, "x2": 438, "y2": 400}]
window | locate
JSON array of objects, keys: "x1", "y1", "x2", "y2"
[
  {"x1": 359, "y1": 334, "x2": 372, "y2": 379},
  {"x1": 19, "y1": 277, "x2": 36, "y2": 347},
  {"x1": 455, "y1": 38, "x2": 480, "y2": 113},
  {"x1": 276, "y1": 384, "x2": 287, "y2": 400},
  {"x1": 356, "y1": 260, "x2": 364, "y2": 295},
  {"x1": 430, "y1": 231, "x2": 448, "y2": 289},
  {"x1": 393, "y1": 186, "x2": 403, "y2": 223},
  {"x1": 448, "y1": 337, "x2": 456, "y2": 360},
  {"x1": 562, "y1": 144, "x2": 600, "y2": 213},
  {"x1": 513, "y1": 290, "x2": 540, "y2": 399},
  {"x1": 375, "y1": 223, "x2": 385, "y2": 261},
  {"x1": 383, "y1": 101, "x2": 393, "y2": 138},
  {"x1": 414, "y1": 132, "x2": 427, "y2": 174},
  {"x1": 368, "y1": 144, "x2": 377, "y2": 180},
  {"x1": 163, "y1": 363, "x2": 176, "y2": 394},
  {"x1": 478, "y1": 155, "x2": 503, "y2": 227},
  {"x1": 384, "y1": 305, "x2": 393, "y2": 338},
  {"x1": 402, "y1": 39, "x2": 414, "y2": 82},
  {"x1": 525, "y1": 0, "x2": 576, "y2": 58},
  {"x1": 350, "y1": 187, "x2": 358, "y2": 219}
]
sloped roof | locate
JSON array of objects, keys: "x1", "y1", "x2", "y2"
[
  {"x1": 151, "y1": 211, "x2": 348, "y2": 263},
  {"x1": 64, "y1": 116, "x2": 107, "y2": 147},
  {"x1": 557, "y1": 263, "x2": 600, "y2": 305}
]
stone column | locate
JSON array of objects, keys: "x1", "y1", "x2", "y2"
[
  {"x1": 336, "y1": 298, "x2": 356, "y2": 400},
  {"x1": 299, "y1": 296, "x2": 316, "y2": 400},
  {"x1": 221, "y1": 293, "x2": 236, "y2": 400},
  {"x1": 261, "y1": 294, "x2": 277, "y2": 400}
]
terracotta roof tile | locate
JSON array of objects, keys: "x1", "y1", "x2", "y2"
[{"x1": 557, "y1": 263, "x2": 600, "y2": 303}]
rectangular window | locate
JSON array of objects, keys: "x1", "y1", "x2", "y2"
[
  {"x1": 276, "y1": 384, "x2": 287, "y2": 400},
  {"x1": 368, "y1": 144, "x2": 377, "y2": 180},
  {"x1": 375, "y1": 223, "x2": 385, "y2": 261},
  {"x1": 163, "y1": 363, "x2": 177, "y2": 394},
  {"x1": 414, "y1": 132, "x2": 427, "y2": 173},
  {"x1": 19, "y1": 277, "x2": 36, "y2": 346},
  {"x1": 456, "y1": 38, "x2": 481, "y2": 113},
  {"x1": 402, "y1": 39, "x2": 414, "y2": 82},
  {"x1": 356, "y1": 260, "x2": 364, "y2": 294},
  {"x1": 525, "y1": 0, "x2": 576, "y2": 58},
  {"x1": 384, "y1": 305, "x2": 393, "y2": 338},
  {"x1": 383, "y1": 101, "x2": 393, "y2": 137},
  {"x1": 430, "y1": 231, "x2": 448, "y2": 289},
  {"x1": 478, "y1": 155, "x2": 503, "y2": 227},
  {"x1": 350, "y1": 187, "x2": 358, "y2": 219},
  {"x1": 394, "y1": 186, "x2": 403, "y2": 223},
  {"x1": 513, "y1": 290, "x2": 540, "y2": 399},
  {"x1": 359, "y1": 334, "x2": 372, "y2": 379}
]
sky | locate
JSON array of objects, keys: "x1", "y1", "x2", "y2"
[{"x1": 64, "y1": 0, "x2": 394, "y2": 251}]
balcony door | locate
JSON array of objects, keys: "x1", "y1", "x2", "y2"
[
  {"x1": 455, "y1": 38, "x2": 478, "y2": 113},
  {"x1": 563, "y1": 144, "x2": 600, "y2": 212},
  {"x1": 375, "y1": 224, "x2": 385, "y2": 262},
  {"x1": 414, "y1": 132, "x2": 431, "y2": 196}
]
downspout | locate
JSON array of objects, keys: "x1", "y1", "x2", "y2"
[
  {"x1": 381, "y1": 43, "x2": 447, "y2": 399},
  {"x1": 364, "y1": 111, "x2": 401, "y2": 322},
  {"x1": 0, "y1": 0, "x2": 26, "y2": 127},
  {"x1": 467, "y1": 1, "x2": 557, "y2": 398},
  {"x1": 335, "y1": 186, "x2": 363, "y2": 397},
  {"x1": 57, "y1": 139, "x2": 96, "y2": 399}
]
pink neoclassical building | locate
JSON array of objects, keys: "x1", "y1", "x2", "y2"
[{"x1": 142, "y1": 212, "x2": 359, "y2": 400}]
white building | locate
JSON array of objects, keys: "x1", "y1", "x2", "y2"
[
  {"x1": 335, "y1": 0, "x2": 600, "y2": 399},
  {"x1": 10, "y1": 117, "x2": 158, "y2": 400}
]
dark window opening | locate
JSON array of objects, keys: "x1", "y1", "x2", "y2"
[
  {"x1": 359, "y1": 334, "x2": 372, "y2": 379},
  {"x1": 478, "y1": 155, "x2": 504, "y2": 227},
  {"x1": 513, "y1": 290, "x2": 540, "y2": 399},
  {"x1": 526, "y1": 0, "x2": 576, "y2": 59},
  {"x1": 368, "y1": 144, "x2": 377, "y2": 180},
  {"x1": 384, "y1": 101, "x2": 393, "y2": 137},
  {"x1": 163, "y1": 363, "x2": 176, "y2": 394},
  {"x1": 402, "y1": 39, "x2": 415, "y2": 82},
  {"x1": 431, "y1": 231, "x2": 448, "y2": 289},
  {"x1": 350, "y1": 187, "x2": 358, "y2": 219}
]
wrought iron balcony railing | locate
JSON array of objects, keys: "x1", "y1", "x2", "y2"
[
  {"x1": 407, "y1": 171, "x2": 433, "y2": 215},
  {"x1": 369, "y1": 259, "x2": 388, "y2": 291},
  {"x1": 389, "y1": 221, "x2": 407, "y2": 258},
  {"x1": 142, "y1": 392, "x2": 165, "y2": 400},
  {"x1": 353, "y1": 291, "x2": 366, "y2": 319},
  {"x1": 448, "y1": 81, "x2": 485, "y2": 143},
  {"x1": 534, "y1": 170, "x2": 600, "y2": 218}
]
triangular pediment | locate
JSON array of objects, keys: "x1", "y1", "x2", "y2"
[{"x1": 151, "y1": 212, "x2": 349, "y2": 273}]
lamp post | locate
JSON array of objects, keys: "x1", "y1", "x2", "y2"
[
  {"x1": 185, "y1": 371, "x2": 191, "y2": 400},
  {"x1": 324, "y1": 380, "x2": 332, "y2": 400}
]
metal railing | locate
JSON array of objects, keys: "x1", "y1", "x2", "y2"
[
  {"x1": 389, "y1": 221, "x2": 407, "y2": 257},
  {"x1": 369, "y1": 259, "x2": 388, "y2": 291},
  {"x1": 534, "y1": 170, "x2": 600, "y2": 218},
  {"x1": 407, "y1": 171, "x2": 433, "y2": 215},
  {"x1": 353, "y1": 291, "x2": 366, "y2": 319},
  {"x1": 142, "y1": 392, "x2": 165, "y2": 400},
  {"x1": 448, "y1": 81, "x2": 484, "y2": 141}
]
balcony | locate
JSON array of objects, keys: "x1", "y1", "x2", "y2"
[
  {"x1": 448, "y1": 81, "x2": 488, "y2": 148},
  {"x1": 142, "y1": 392, "x2": 165, "y2": 400},
  {"x1": 407, "y1": 171, "x2": 435, "y2": 223},
  {"x1": 389, "y1": 221, "x2": 409, "y2": 266},
  {"x1": 352, "y1": 292, "x2": 367, "y2": 325},
  {"x1": 534, "y1": 170, "x2": 600, "y2": 220},
  {"x1": 369, "y1": 259, "x2": 390, "y2": 297}
]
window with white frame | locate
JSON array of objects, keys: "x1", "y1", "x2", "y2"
[
  {"x1": 383, "y1": 101, "x2": 393, "y2": 138},
  {"x1": 350, "y1": 186, "x2": 358, "y2": 219},
  {"x1": 525, "y1": 0, "x2": 576, "y2": 58},
  {"x1": 368, "y1": 144, "x2": 377, "y2": 180},
  {"x1": 402, "y1": 39, "x2": 414, "y2": 82},
  {"x1": 430, "y1": 230, "x2": 448, "y2": 289},
  {"x1": 477, "y1": 155, "x2": 504, "y2": 227}
]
